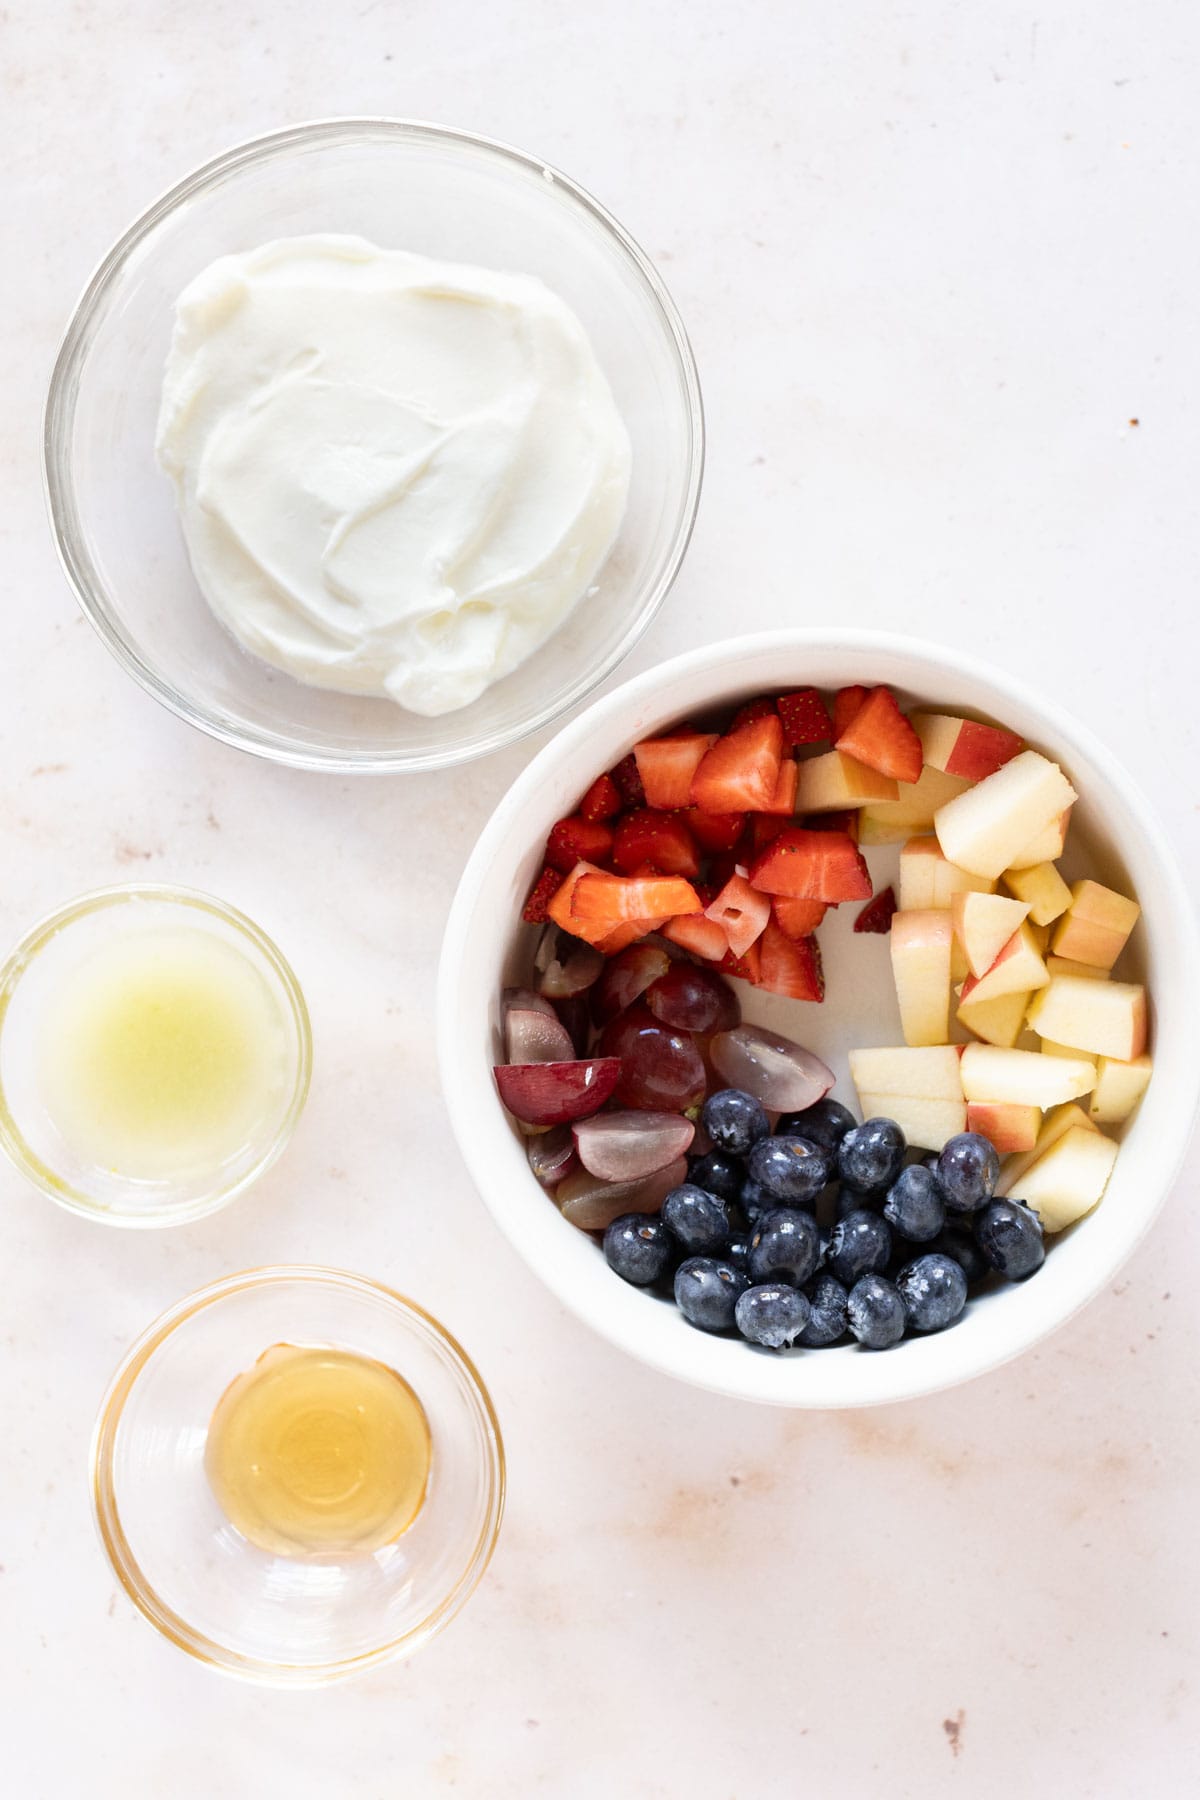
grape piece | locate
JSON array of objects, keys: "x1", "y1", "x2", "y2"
[
  {"x1": 556, "y1": 1155, "x2": 689, "y2": 1231},
  {"x1": 709, "y1": 1024, "x2": 835, "y2": 1113},
  {"x1": 526, "y1": 1126, "x2": 577, "y2": 1187},
  {"x1": 495, "y1": 1057, "x2": 621, "y2": 1126},
  {"x1": 502, "y1": 985, "x2": 557, "y2": 1021},
  {"x1": 504, "y1": 1008, "x2": 576, "y2": 1065},
  {"x1": 573, "y1": 1110, "x2": 695, "y2": 1182},
  {"x1": 597, "y1": 1005, "x2": 707, "y2": 1112},
  {"x1": 644, "y1": 963, "x2": 740, "y2": 1035},
  {"x1": 535, "y1": 937, "x2": 605, "y2": 1000},
  {"x1": 590, "y1": 944, "x2": 672, "y2": 1025}
]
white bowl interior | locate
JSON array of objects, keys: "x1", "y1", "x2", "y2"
[
  {"x1": 438, "y1": 630, "x2": 1200, "y2": 1407},
  {"x1": 46, "y1": 120, "x2": 702, "y2": 771}
]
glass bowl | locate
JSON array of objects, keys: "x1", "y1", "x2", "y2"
[
  {"x1": 44, "y1": 118, "x2": 703, "y2": 772},
  {"x1": 91, "y1": 1268, "x2": 504, "y2": 1684},
  {"x1": 0, "y1": 884, "x2": 311, "y2": 1226}
]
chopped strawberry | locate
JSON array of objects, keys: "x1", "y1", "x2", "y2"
[
  {"x1": 612, "y1": 809, "x2": 700, "y2": 878},
  {"x1": 771, "y1": 896, "x2": 828, "y2": 939},
  {"x1": 832, "y1": 685, "x2": 869, "y2": 738},
  {"x1": 755, "y1": 919, "x2": 825, "y2": 1001},
  {"x1": 633, "y1": 732, "x2": 718, "y2": 810},
  {"x1": 705, "y1": 872, "x2": 771, "y2": 958},
  {"x1": 777, "y1": 688, "x2": 833, "y2": 748},
  {"x1": 685, "y1": 808, "x2": 746, "y2": 852},
  {"x1": 522, "y1": 865, "x2": 562, "y2": 925},
  {"x1": 570, "y1": 873, "x2": 702, "y2": 945},
  {"x1": 596, "y1": 916, "x2": 674, "y2": 954},
  {"x1": 834, "y1": 686, "x2": 923, "y2": 783},
  {"x1": 690, "y1": 714, "x2": 783, "y2": 813},
  {"x1": 578, "y1": 772, "x2": 622, "y2": 823},
  {"x1": 730, "y1": 696, "x2": 778, "y2": 730},
  {"x1": 750, "y1": 814, "x2": 789, "y2": 851},
  {"x1": 545, "y1": 815, "x2": 614, "y2": 874},
  {"x1": 547, "y1": 859, "x2": 606, "y2": 939},
  {"x1": 804, "y1": 808, "x2": 859, "y2": 842},
  {"x1": 662, "y1": 913, "x2": 730, "y2": 961},
  {"x1": 748, "y1": 827, "x2": 872, "y2": 902},
  {"x1": 757, "y1": 756, "x2": 799, "y2": 816},
  {"x1": 717, "y1": 939, "x2": 764, "y2": 985},
  {"x1": 609, "y1": 753, "x2": 646, "y2": 807},
  {"x1": 854, "y1": 886, "x2": 898, "y2": 934}
]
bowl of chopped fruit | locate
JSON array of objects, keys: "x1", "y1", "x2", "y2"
[{"x1": 437, "y1": 629, "x2": 1200, "y2": 1406}]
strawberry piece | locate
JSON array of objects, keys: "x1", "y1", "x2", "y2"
[
  {"x1": 547, "y1": 860, "x2": 606, "y2": 939},
  {"x1": 690, "y1": 715, "x2": 783, "y2": 813},
  {"x1": 522, "y1": 865, "x2": 563, "y2": 925},
  {"x1": 834, "y1": 686, "x2": 923, "y2": 783},
  {"x1": 662, "y1": 913, "x2": 730, "y2": 961},
  {"x1": 609, "y1": 753, "x2": 646, "y2": 807},
  {"x1": 596, "y1": 916, "x2": 674, "y2": 954},
  {"x1": 717, "y1": 940, "x2": 764, "y2": 985},
  {"x1": 804, "y1": 808, "x2": 859, "y2": 843},
  {"x1": 704, "y1": 872, "x2": 771, "y2": 958},
  {"x1": 570, "y1": 873, "x2": 702, "y2": 945},
  {"x1": 757, "y1": 757, "x2": 799, "y2": 816},
  {"x1": 854, "y1": 886, "x2": 898, "y2": 934},
  {"x1": 755, "y1": 919, "x2": 825, "y2": 1001},
  {"x1": 545, "y1": 815, "x2": 614, "y2": 874},
  {"x1": 579, "y1": 773, "x2": 622, "y2": 823},
  {"x1": 685, "y1": 808, "x2": 746, "y2": 852},
  {"x1": 747, "y1": 827, "x2": 872, "y2": 902},
  {"x1": 633, "y1": 732, "x2": 718, "y2": 810},
  {"x1": 750, "y1": 814, "x2": 789, "y2": 851},
  {"x1": 612, "y1": 809, "x2": 700, "y2": 878},
  {"x1": 771, "y1": 896, "x2": 828, "y2": 939},
  {"x1": 832, "y1": 685, "x2": 869, "y2": 738},
  {"x1": 777, "y1": 688, "x2": 833, "y2": 748},
  {"x1": 730, "y1": 696, "x2": 778, "y2": 730}
]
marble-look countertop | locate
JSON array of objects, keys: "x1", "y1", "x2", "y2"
[{"x1": 4, "y1": 3, "x2": 1199, "y2": 1794}]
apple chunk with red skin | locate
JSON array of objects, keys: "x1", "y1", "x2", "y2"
[
  {"x1": 1026, "y1": 975, "x2": 1148, "y2": 1063},
  {"x1": 965, "y1": 1101, "x2": 1041, "y2": 1153},
  {"x1": 889, "y1": 910, "x2": 953, "y2": 1046},
  {"x1": 957, "y1": 921, "x2": 1048, "y2": 1005},
  {"x1": 912, "y1": 712, "x2": 1023, "y2": 780},
  {"x1": 951, "y1": 892, "x2": 1031, "y2": 978},
  {"x1": 935, "y1": 751, "x2": 1077, "y2": 881},
  {"x1": 960, "y1": 1043, "x2": 1096, "y2": 1107},
  {"x1": 1050, "y1": 879, "x2": 1141, "y2": 971},
  {"x1": 995, "y1": 1101, "x2": 1098, "y2": 1196}
]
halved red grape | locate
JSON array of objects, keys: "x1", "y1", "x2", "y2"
[
  {"x1": 527, "y1": 1125, "x2": 577, "y2": 1187},
  {"x1": 556, "y1": 1155, "x2": 689, "y2": 1231},
  {"x1": 644, "y1": 963, "x2": 741, "y2": 1035},
  {"x1": 709, "y1": 1024, "x2": 834, "y2": 1112},
  {"x1": 597, "y1": 1005, "x2": 707, "y2": 1113},
  {"x1": 572, "y1": 1109, "x2": 695, "y2": 1182},
  {"x1": 590, "y1": 943, "x2": 672, "y2": 1025},
  {"x1": 502, "y1": 985, "x2": 556, "y2": 1021},
  {"x1": 535, "y1": 935, "x2": 605, "y2": 999},
  {"x1": 504, "y1": 1008, "x2": 575, "y2": 1065},
  {"x1": 495, "y1": 1057, "x2": 621, "y2": 1126}
]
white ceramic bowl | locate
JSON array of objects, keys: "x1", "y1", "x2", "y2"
[{"x1": 438, "y1": 630, "x2": 1200, "y2": 1407}]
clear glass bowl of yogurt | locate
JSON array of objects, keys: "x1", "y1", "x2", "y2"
[{"x1": 44, "y1": 119, "x2": 704, "y2": 772}]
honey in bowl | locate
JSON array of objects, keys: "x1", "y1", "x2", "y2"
[{"x1": 205, "y1": 1343, "x2": 431, "y2": 1556}]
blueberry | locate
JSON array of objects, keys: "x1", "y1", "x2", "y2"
[
  {"x1": 882, "y1": 1165, "x2": 945, "y2": 1242},
  {"x1": 701, "y1": 1088, "x2": 770, "y2": 1157},
  {"x1": 896, "y1": 1253, "x2": 968, "y2": 1332},
  {"x1": 936, "y1": 1132, "x2": 1001, "y2": 1214},
  {"x1": 740, "y1": 1176, "x2": 774, "y2": 1220},
  {"x1": 687, "y1": 1149, "x2": 743, "y2": 1204},
  {"x1": 776, "y1": 1097, "x2": 857, "y2": 1156},
  {"x1": 847, "y1": 1275, "x2": 907, "y2": 1349},
  {"x1": 837, "y1": 1117, "x2": 906, "y2": 1192},
  {"x1": 747, "y1": 1207, "x2": 821, "y2": 1286},
  {"x1": 975, "y1": 1199, "x2": 1045, "y2": 1279},
  {"x1": 735, "y1": 1283, "x2": 812, "y2": 1349},
  {"x1": 662, "y1": 1184, "x2": 730, "y2": 1255},
  {"x1": 604, "y1": 1214, "x2": 675, "y2": 1286},
  {"x1": 726, "y1": 1235, "x2": 751, "y2": 1276},
  {"x1": 931, "y1": 1228, "x2": 991, "y2": 1286},
  {"x1": 674, "y1": 1257, "x2": 749, "y2": 1331},
  {"x1": 747, "y1": 1135, "x2": 828, "y2": 1204},
  {"x1": 827, "y1": 1208, "x2": 892, "y2": 1285},
  {"x1": 799, "y1": 1272, "x2": 849, "y2": 1347}
]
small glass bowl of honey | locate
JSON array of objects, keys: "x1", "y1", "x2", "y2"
[{"x1": 90, "y1": 1267, "x2": 505, "y2": 1684}]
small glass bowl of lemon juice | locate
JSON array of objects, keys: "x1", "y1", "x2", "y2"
[{"x1": 0, "y1": 885, "x2": 311, "y2": 1224}]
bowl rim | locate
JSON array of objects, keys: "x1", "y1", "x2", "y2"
[
  {"x1": 0, "y1": 882, "x2": 312, "y2": 1226},
  {"x1": 42, "y1": 115, "x2": 705, "y2": 774},
  {"x1": 90, "y1": 1264, "x2": 507, "y2": 1685},
  {"x1": 437, "y1": 626, "x2": 1200, "y2": 1408}
]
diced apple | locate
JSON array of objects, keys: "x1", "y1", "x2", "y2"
[
  {"x1": 957, "y1": 922, "x2": 1049, "y2": 1006},
  {"x1": 951, "y1": 892, "x2": 1031, "y2": 978},
  {"x1": 995, "y1": 1101, "x2": 1099, "y2": 1196},
  {"x1": 934, "y1": 752, "x2": 1078, "y2": 881},
  {"x1": 1050, "y1": 879, "x2": 1141, "y2": 971},
  {"x1": 956, "y1": 987, "x2": 1030, "y2": 1049},
  {"x1": 890, "y1": 911, "x2": 953, "y2": 1047},
  {"x1": 849, "y1": 1044, "x2": 966, "y2": 1152},
  {"x1": 1089, "y1": 1052, "x2": 1153, "y2": 1124},
  {"x1": 912, "y1": 712, "x2": 1023, "y2": 780},
  {"x1": 950, "y1": 936, "x2": 970, "y2": 983},
  {"x1": 1045, "y1": 955, "x2": 1110, "y2": 982},
  {"x1": 898, "y1": 836, "x2": 996, "y2": 911},
  {"x1": 1001, "y1": 860, "x2": 1072, "y2": 926},
  {"x1": 1027, "y1": 975, "x2": 1147, "y2": 1062},
  {"x1": 1012, "y1": 1127, "x2": 1119, "y2": 1233},
  {"x1": 793, "y1": 751, "x2": 899, "y2": 813},
  {"x1": 1039, "y1": 1040, "x2": 1097, "y2": 1072},
  {"x1": 960, "y1": 1043, "x2": 1095, "y2": 1107},
  {"x1": 858, "y1": 767, "x2": 972, "y2": 845},
  {"x1": 1007, "y1": 806, "x2": 1073, "y2": 870},
  {"x1": 965, "y1": 1100, "x2": 1041, "y2": 1153}
]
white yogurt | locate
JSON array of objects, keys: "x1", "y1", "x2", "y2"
[{"x1": 156, "y1": 235, "x2": 632, "y2": 715}]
